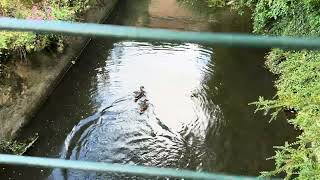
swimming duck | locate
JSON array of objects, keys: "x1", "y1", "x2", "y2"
[
  {"x1": 134, "y1": 86, "x2": 145, "y2": 102},
  {"x1": 139, "y1": 99, "x2": 149, "y2": 114}
]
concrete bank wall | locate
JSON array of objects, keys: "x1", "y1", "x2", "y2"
[{"x1": 0, "y1": 0, "x2": 118, "y2": 139}]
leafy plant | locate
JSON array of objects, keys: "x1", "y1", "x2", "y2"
[
  {"x1": 0, "y1": 0, "x2": 88, "y2": 60},
  {"x1": 0, "y1": 135, "x2": 38, "y2": 155},
  {"x1": 190, "y1": 0, "x2": 320, "y2": 179},
  {"x1": 0, "y1": 0, "x2": 89, "y2": 155}
]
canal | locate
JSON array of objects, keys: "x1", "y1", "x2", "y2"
[{"x1": 1, "y1": 0, "x2": 297, "y2": 179}]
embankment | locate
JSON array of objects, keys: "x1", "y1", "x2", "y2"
[{"x1": 0, "y1": 0, "x2": 118, "y2": 139}]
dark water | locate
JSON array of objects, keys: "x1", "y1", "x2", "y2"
[{"x1": 1, "y1": 0, "x2": 297, "y2": 179}]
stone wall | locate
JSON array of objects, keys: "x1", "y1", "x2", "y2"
[{"x1": 0, "y1": 0, "x2": 118, "y2": 139}]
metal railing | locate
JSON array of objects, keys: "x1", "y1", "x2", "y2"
[
  {"x1": 1, "y1": 17, "x2": 314, "y2": 179},
  {"x1": 0, "y1": 154, "x2": 262, "y2": 179},
  {"x1": 1, "y1": 17, "x2": 320, "y2": 50}
]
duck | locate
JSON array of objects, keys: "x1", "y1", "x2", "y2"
[
  {"x1": 139, "y1": 99, "x2": 149, "y2": 114},
  {"x1": 133, "y1": 86, "x2": 145, "y2": 102}
]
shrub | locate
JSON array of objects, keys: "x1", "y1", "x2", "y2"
[
  {"x1": 0, "y1": 0, "x2": 88, "y2": 60},
  {"x1": 182, "y1": 0, "x2": 320, "y2": 179}
]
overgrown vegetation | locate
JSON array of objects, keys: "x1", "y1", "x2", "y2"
[
  {"x1": 0, "y1": 135, "x2": 38, "y2": 155},
  {"x1": 0, "y1": 0, "x2": 88, "y2": 61},
  {"x1": 0, "y1": 0, "x2": 88, "y2": 154},
  {"x1": 0, "y1": 139, "x2": 28, "y2": 154},
  {"x1": 199, "y1": 0, "x2": 320, "y2": 179}
]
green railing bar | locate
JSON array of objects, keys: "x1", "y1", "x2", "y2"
[
  {"x1": 0, "y1": 154, "x2": 263, "y2": 180},
  {"x1": 0, "y1": 17, "x2": 320, "y2": 50}
]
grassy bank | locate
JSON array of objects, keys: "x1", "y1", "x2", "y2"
[{"x1": 183, "y1": 0, "x2": 320, "y2": 179}]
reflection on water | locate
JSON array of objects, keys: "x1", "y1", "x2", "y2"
[
  {"x1": 51, "y1": 41, "x2": 219, "y2": 179},
  {"x1": 0, "y1": 0, "x2": 297, "y2": 179},
  {"x1": 95, "y1": 42, "x2": 214, "y2": 133}
]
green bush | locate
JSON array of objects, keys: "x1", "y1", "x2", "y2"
[
  {"x1": 247, "y1": 1, "x2": 320, "y2": 179},
  {"x1": 185, "y1": 0, "x2": 320, "y2": 179},
  {"x1": 0, "y1": 135, "x2": 38, "y2": 155},
  {"x1": 0, "y1": 0, "x2": 88, "y2": 60},
  {"x1": 0, "y1": 139, "x2": 29, "y2": 154}
]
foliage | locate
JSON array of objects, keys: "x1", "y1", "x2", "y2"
[
  {"x1": 206, "y1": 0, "x2": 254, "y2": 10},
  {"x1": 0, "y1": 139, "x2": 27, "y2": 154},
  {"x1": 255, "y1": 49, "x2": 320, "y2": 179},
  {"x1": 249, "y1": 1, "x2": 320, "y2": 179},
  {"x1": 197, "y1": 0, "x2": 320, "y2": 179},
  {"x1": 0, "y1": 0, "x2": 89, "y2": 61},
  {"x1": 0, "y1": 135, "x2": 38, "y2": 155},
  {"x1": 0, "y1": 0, "x2": 88, "y2": 154},
  {"x1": 0, "y1": 137, "x2": 37, "y2": 155},
  {"x1": 179, "y1": 0, "x2": 242, "y2": 8}
]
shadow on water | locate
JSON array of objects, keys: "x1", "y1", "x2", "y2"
[{"x1": 1, "y1": 0, "x2": 298, "y2": 179}]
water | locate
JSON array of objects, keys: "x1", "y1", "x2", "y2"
[{"x1": 1, "y1": 0, "x2": 297, "y2": 179}]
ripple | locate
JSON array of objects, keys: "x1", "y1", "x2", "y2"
[
  {"x1": 51, "y1": 40, "x2": 220, "y2": 179},
  {"x1": 51, "y1": 95, "x2": 191, "y2": 179}
]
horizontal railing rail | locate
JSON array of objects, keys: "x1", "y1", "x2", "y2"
[
  {"x1": 1, "y1": 16, "x2": 313, "y2": 179},
  {"x1": 0, "y1": 154, "x2": 268, "y2": 179},
  {"x1": 0, "y1": 17, "x2": 320, "y2": 50}
]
